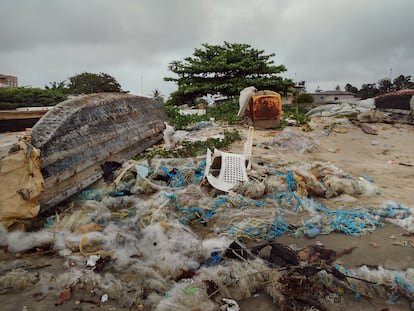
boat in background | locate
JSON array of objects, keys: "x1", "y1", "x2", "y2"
[{"x1": 0, "y1": 107, "x2": 52, "y2": 133}]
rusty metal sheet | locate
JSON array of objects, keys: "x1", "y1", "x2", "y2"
[{"x1": 249, "y1": 94, "x2": 282, "y2": 120}]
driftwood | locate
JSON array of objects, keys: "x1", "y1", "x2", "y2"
[
  {"x1": 31, "y1": 93, "x2": 168, "y2": 212},
  {"x1": 359, "y1": 123, "x2": 378, "y2": 135}
]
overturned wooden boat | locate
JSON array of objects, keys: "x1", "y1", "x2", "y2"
[{"x1": 27, "y1": 93, "x2": 168, "y2": 213}]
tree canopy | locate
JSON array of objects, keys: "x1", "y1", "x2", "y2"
[
  {"x1": 45, "y1": 81, "x2": 68, "y2": 93},
  {"x1": 164, "y1": 42, "x2": 294, "y2": 105},
  {"x1": 66, "y1": 72, "x2": 123, "y2": 94},
  {"x1": 345, "y1": 74, "x2": 412, "y2": 99}
]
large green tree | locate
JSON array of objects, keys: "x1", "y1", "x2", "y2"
[
  {"x1": 67, "y1": 72, "x2": 123, "y2": 94},
  {"x1": 377, "y1": 78, "x2": 393, "y2": 93},
  {"x1": 164, "y1": 42, "x2": 293, "y2": 105},
  {"x1": 358, "y1": 83, "x2": 379, "y2": 99},
  {"x1": 393, "y1": 74, "x2": 412, "y2": 91},
  {"x1": 344, "y1": 83, "x2": 358, "y2": 94}
]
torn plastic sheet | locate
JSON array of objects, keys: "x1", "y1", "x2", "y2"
[
  {"x1": 306, "y1": 101, "x2": 375, "y2": 117},
  {"x1": 259, "y1": 130, "x2": 319, "y2": 154},
  {"x1": 0, "y1": 138, "x2": 44, "y2": 227}
]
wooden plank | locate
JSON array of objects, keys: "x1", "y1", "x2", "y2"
[{"x1": 0, "y1": 110, "x2": 48, "y2": 120}]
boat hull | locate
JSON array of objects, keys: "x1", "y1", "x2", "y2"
[{"x1": 31, "y1": 93, "x2": 168, "y2": 212}]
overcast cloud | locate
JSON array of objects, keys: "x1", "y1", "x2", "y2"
[{"x1": 1, "y1": 0, "x2": 413, "y2": 97}]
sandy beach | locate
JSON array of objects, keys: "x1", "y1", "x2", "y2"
[{"x1": 1, "y1": 117, "x2": 413, "y2": 311}]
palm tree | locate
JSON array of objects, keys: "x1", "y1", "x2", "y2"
[{"x1": 151, "y1": 89, "x2": 164, "y2": 103}]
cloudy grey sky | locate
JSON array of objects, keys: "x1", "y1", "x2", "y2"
[{"x1": 1, "y1": 0, "x2": 413, "y2": 97}]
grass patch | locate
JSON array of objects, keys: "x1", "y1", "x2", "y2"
[{"x1": 134, "y1": 129, "x2": 241, "y2": 160}]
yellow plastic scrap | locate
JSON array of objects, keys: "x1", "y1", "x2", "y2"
[
  {"x1": 0, "y1": 138, "x2": 44, "y2": 228},
  {"x1": 79, "y1": 236, "x2": 115, "y2": 257}
]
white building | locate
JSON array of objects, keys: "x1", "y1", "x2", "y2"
[{"x1": 310, "y1": 90, "x2": 359, "y2": 104}]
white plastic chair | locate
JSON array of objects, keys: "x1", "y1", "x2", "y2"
[
  {"x1": 204, "y1": 127, "x2": 254, "y2": 192},
  {"x1": 244, "y1": 126, "x2": 254, "y2": 170}
]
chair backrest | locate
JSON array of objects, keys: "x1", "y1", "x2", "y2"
[
  {"x1": 217, "y1": 150, "x2": 248, "y2": 184},
  {"x1": 243, "y1": 126, "x2": 254, "y2": 170},
  {"x1": 203, "y1": 126, "x2": 254, "y2": 192},
  {"x1": 205, "y1": 149, "x2": 248, "y2": 192}
]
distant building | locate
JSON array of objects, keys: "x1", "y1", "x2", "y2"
[
  {"x1": 310, "y1": 90, "x2": 359, "y2": 104},
  {"x1": 0, "y1": 74, "x2": 18, "y2": 88},
  {"x1": 295, "y1": 81, "x2": 306, "y2": 94}
]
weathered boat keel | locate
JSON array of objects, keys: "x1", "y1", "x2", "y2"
[{"x1": 31, "y1": 93, "x2": 168, "y2": 213}]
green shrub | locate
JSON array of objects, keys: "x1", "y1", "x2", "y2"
[
  {"x1": 164, "y1": 99, "x2": 241, "y2": 129},
  {"x1": 294, "y1": 93, "x2": 314, "y2": 104},
  {"x1": 164, "y1": 104, "x2": 205, "y2": 129},
  {"x1": 206, "y1": 100, "x2": 241, "y2": 125},
  {"x1": 134, "y1": 129, "x2": 241, "y2": 159},
  {"x1": 284, "y1": 112, "x2": 310, "y2": 125},
  {"x1": 0, "y1": 87, "x2": 67, "y2": 109}
]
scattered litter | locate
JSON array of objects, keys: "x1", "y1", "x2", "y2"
[
  {"x1": 260, "y1": 130, "x2": 318, "y2": 153},
  {"x1": 237, "y1": 86, "x2": 257, "y2": 117},
  {"x1": 360, "y1": 173, "x2": 375, "y2": 183},
  {"x1": 222, "y1": 298, "x2": 240, "y2": 311},
  {"x1": 392, "y1": 240, "x2": 409, "y2": 247},
  {"x1": 307, "y1": 103, "x2": 361, "y2": 117},
  {"x1": 331, "y1": 194, "x2": 358, "y2": 203},
  {"x1": 358, "y1": 98, "x2": 377, "y2": 112},
  {"x1": 58, "y1": 201, "x2": 112, "y2": 232},
  {"x1": 359, "y1": 123, "x2": 378, "y2": 135},
  {"x1": 101, "y1": 293, "x2": 109, "y2": 303},
  {"x1": 306, "y1": 99, "x2": 375, "y2": 118},
  {"x1": 187, "y1": 121, "x2": 217, "y2": 131},
  {"x1": 86, "y1": 255, "x2": 101, "y2": 267},
  {"x1": 0, "y1": 133, "x2": 412, "y2": 310},
  {"x1": 163, "y1": 122, "x2": 176, "y2": 150},
  {"x1": 357, "y1": 110, "x2": 395, "y2": 123},
  {"x1": 55, "y1": 288, "x2": 71, "y2": 306},
  {"x1": 305, "y1": 227, "x2": 320, "y2": 238},
  {"x1": 0, "y1": 138, "x2": 44, "y2": 228},
  {"x1": 379, "y1": 201, "x2": 414, "y2": 232}
]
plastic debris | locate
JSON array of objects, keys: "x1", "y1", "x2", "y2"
[
  {"x1": 0, "y1": 138, "x2": 44, "y2": 228},
  {"x1": 261, "y1": 130, "x2": 318, "y2": 153},
  {"x1": 305, "y1": 227, "x2": 321, "y2": 238},
  {"x1": 1, "y1": 153, "x2": 412, "y2": 310},
  {"x1": 101, "y1": 293, "x2": 109, "y2": 302},
  {"x1": 306, "y1": 101, "x2": 375, "y2": 117},
  {"x1": 86, "y1": 255, "x2": 101, "y2": 267},
  {"x1": 163, "y1": 122, "x2": 175, "y2": 150},
  {"x1": 357, "y1": 110, "x2": 395, "y2": 123},
  {"x1": 55, "y1": 288, "x2": 71, "y2": 306},
  {"x1": 222, "y1": 298, "x2": 240, "y2": 311}
]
